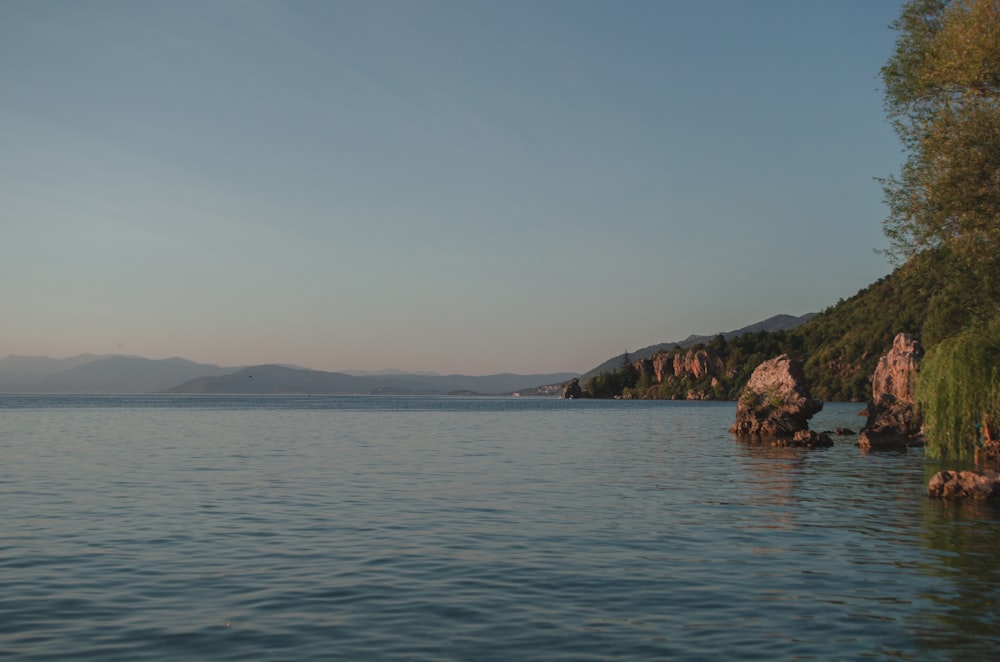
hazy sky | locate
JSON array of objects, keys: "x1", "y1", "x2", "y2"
[{"x1": 2, "y1": 0, "x2": 906, "y2": 375}]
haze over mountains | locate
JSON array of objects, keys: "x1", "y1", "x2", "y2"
[
  {"x1": 0, "y1": 354, "x2": 574, "y2": 396},
  {"x1": 166, "y1": 365, "x2": 576, "y2": 396},
  {"x1": 0, "y1": 355, "x2": 235, "y2": 394},
  {"x1": 0, "y1": 312, "x2": 814, "y2": 395}
]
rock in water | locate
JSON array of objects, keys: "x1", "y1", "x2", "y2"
[
  {"x1": 872, "y1": 332, "x2": 923, "y2": 402},
  {"x1": 562, "y1": 378, "x2": 583, "y2": 399},
  {"x1": 859, "y1": 333, "x2": 924, "y2": 450},
  {"x1": 730, "y1": 355, "x2": 826, "y2": 444},
  {"x1": 774, "y1": 429, "x2": 833, "y2": 448},
  {"x1": 928, "y1": 470, "x2": 1000, "y2": 500}
]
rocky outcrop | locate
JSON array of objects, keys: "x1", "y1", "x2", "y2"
[
  {"x1": 872, "y1": 333, "x2": 923, "y2": 404},
  {"x1": 651, "y1": 348, "x2": 724, "y2": 383},
  {"x1": 562, "y1": 378, "x2": 583, "y2": 399},
  {"x1": 928, "y1": 470, "x2": 1000, "y2": 500},
  {"x1": 674, "y1": 349, "x2": 724, "y2": 380},
  {"x1": 730, "y1": 355, "x2": 829, "y2": 446},
  {"x1": 859, "y1": 333, "x2": 923, "y2": 450},
  {"x1": 653, "y1": 352, "x2": 675, "y2": 382}
]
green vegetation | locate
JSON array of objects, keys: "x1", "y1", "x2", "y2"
[
  {"x1": 584, "y1": 354, "x2": 638, "y2": 399},
  {"x1": 583, "y1": 255, "x2": 951, "y2": 402},
  {"x1": 917, "y1": 317, "x2": 1000, "y2": 460},
  {"x1": 585, "y1": 1, "x2": 1000, "y2": 453},
  {"x1": 796, "y1": 249, "x2": 955, "y2": 400},
  {"x1": 880, "y1": 0, "x2": 1000, "y2": 299}
]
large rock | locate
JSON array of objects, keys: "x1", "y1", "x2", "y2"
[
  {"x1": 872, "y1": 332, "x2": 923, "y2": 404},
  {"x1": 562, "y1": 378, "x2": 583, "y2": 399},
  {"x1": 859, "y1": 333, "x2": 924, "y2": 450},
  {"x1": 928, "y1": 470, "x2": 1000, "y2": 500},
  {"x1": 730, "y1": 355, "x2": 826, "y2": 444}
]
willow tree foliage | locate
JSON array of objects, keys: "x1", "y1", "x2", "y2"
[
  {"x1": 916, "y1": 317, "x2": 1000, "y2": 460},
  {"x1": 880, "y1": 0, "x2": 1000, "y2": 314}
]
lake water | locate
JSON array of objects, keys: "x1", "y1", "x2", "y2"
[{"x1": 2, "y1": 395, "x2": 999, "y2": 660}]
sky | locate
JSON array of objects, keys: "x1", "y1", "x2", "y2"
[{"x1": 1, "y1": 0, "x2": 907, "y2": 376}]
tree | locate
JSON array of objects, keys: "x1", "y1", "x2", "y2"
[
  {"x1": 880, "y1": 0, "x2": 1000, "y2": 318},
  {"x1": 916, "y1": 316, "x2": 1000, "y2": 460},
  {"x1": 618, "y1": 351, "x2": 639, "y2": 390},
  {"x1": 707, "y1": 333, "x2": 728, "y2": 354}
]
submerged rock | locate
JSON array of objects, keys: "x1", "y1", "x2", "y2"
[
  {"x1": 773, "y1": 429, "x2": 833, "y2": 448},
  {"x1": 859, "y1": 333, "x2": 924, "y2": 450},
  {"x1": 730, "y1": 355, "x2": 824, "y2": 444},
  {"x1": 928, "y1": 470, "x2": 1000, "y2": 500}
]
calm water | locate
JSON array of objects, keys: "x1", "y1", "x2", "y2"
[{"x1": 2, "y1": 395, "x2": 999, "y2": 660}]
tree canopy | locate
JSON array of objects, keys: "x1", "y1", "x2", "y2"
[{"x1": 880, "y1": 0, "x2": 1000, "y2": 316}]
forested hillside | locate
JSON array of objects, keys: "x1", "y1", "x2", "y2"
[
  {"x1": 584, "y1": 249, "x2": 952, "y2": 402},
  {"x1": 798, "y1": 248, "x2": 959, "y2": 400}
]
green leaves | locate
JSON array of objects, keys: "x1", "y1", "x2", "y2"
[
  {"x1": 880, "y1": 0, "x2": 1000, "y2": 300},
  {"x1": 916, "y1": 315, "x2": 1000, "y2": 460}
]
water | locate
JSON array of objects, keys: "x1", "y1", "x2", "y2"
[{"x1": 2, "y1": 395, "x2": 1000, "y2": 660}]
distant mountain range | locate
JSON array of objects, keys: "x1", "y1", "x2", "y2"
[
  {"x1": 0, "y1": 354, "x2": 234, "y2": 394},
  {"x1": 0, "y1": 312, "x2": 814, "y2": 395},
  {"x1": 166, "y1": 365, "x2": 577, "y2": 396},
  {"x1": 0, "y1": 354, "x2": 575, "y2": 396},
  {"x1": 579, "y1": 313, "x2": 817, "y2": 383}
]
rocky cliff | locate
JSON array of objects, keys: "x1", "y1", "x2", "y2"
[
  {"x1": 627, "y1": 347, "x2": 726, "y2": 400},
  {"x1": 579, "y1": 313, "x2": 816, "y2": 385}
]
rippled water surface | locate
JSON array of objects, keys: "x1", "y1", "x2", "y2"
[{"x1": 3, "y1": 395, "x2": 1000, "y2": 660}]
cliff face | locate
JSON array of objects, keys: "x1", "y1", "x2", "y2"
[
  {"x1": 652, "y1": 355, "x2": 670, "y2": 382},
  {"x1": 621, "y1": 348, "x2": 727, "y2": 400},
  {"x1": 675, "y1": 349, "x2": 724, "y2": 380},
  {"x1": 645, "y1": 348, "x2": 724, "y2": 383}
]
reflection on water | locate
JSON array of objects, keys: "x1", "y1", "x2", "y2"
[
  {"x1": 735, "y1": 444, "x2": 804, "y2": 531},
  {"x1": 916, "y1": 497, "x2": 1000, "y2": 655},
  {"x1": 2, "y1": 397, "x2": 1000, "y2": 659}
]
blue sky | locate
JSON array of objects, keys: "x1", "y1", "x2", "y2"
[{"x1": 2, "y1": 0, "x2": 905, "y2": 375}]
